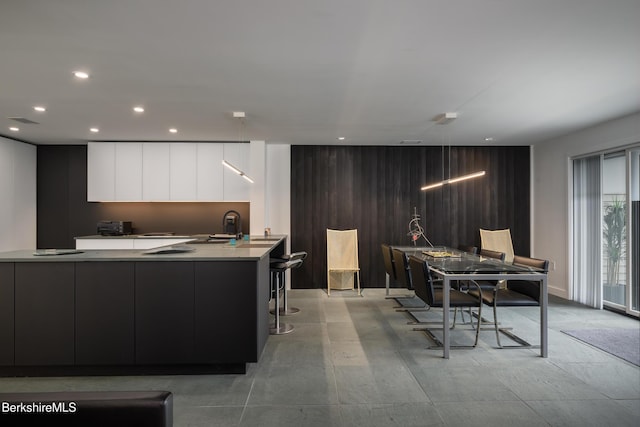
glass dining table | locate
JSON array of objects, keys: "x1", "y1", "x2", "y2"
[{"x1": 394, "y1": 246, "x2": 548, "y2": 359}]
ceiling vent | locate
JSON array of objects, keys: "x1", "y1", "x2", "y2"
[
  {"x1": 8, "y1": 117, "x2": 39, "y2": 124},
  {"x1": 400, "y1": 140, "x2": 422, "y2": 145}
]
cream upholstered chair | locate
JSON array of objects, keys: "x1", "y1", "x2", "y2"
[
  {"x1": 326, "y1": 229, "x2": 361, "y2": 296},
  {"x1": 480, "y1": 228, "x2": 514, "y2": 264}
]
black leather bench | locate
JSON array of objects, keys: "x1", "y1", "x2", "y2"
[{"x1": 0, "y1": 391, "x2": 172, "y2": 427}]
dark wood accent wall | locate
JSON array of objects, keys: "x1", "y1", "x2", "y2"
[
  {"x1": 37, "y1": 145, "x2": 249, "y2": 249},
  {"x1": 291, "y1": 145, "x2": 530, "y2": 289}
]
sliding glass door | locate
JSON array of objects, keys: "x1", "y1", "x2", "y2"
[
  {"x1": 629, "y1": 148, "x2": 639, "y2": 314},
  {"x1": 573, "y1": 145, "x2": 639, "y2": 317},
  {"x1": 602, "y1": 152, "x2": 627, "y2": 308}
]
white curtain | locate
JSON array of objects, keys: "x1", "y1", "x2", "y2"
[{"x1": 572, "y1": 155, "x2": 602, "y2": 308}]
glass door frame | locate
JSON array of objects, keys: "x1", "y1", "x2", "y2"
[{"x1": 602, "y1": 146, "x2": 639, "y2": 317}]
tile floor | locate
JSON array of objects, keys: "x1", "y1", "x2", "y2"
[{"x1": 1, "y1": 289, "x2": 639, "y2": 426}]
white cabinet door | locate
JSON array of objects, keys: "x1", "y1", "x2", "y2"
[
  {"x1": 142, "y1": 143, "x2": 170, "y2": 200},
  {"x1": 0, "y1": 140, "x2": 13, "y2": 251},
  {"x1": 12, "y1": 141, "x2": 37, "y2": 249},
  {"x1": 87, "y1": 142, "x2": 115, "y2": 201},
  {"x1": 115, "y1": 143, "x2": 143, "y2": 201},
  {"x1": 170, "y1": 143, "x2": 197, "y2": 200},
  {"x1": 223, "y1": 143, "x2": 250, "y2": 201},
  {"x1": 196, "y1": 143, "x2": 224, "y2": 200}
]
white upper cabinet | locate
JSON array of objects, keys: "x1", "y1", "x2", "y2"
[
  {"x1": 170, "y1": 143, "x2": 198, "y2": 200},
  {"x1": 87, "y1": 142, "x2": 249, "y2": 201},
  {"x1": 0, "y1": 137, "x2": 37, "y2": 252},
  {"x1": 87, "y1": 142, "x2": 115, "y2": 201},
  {"x1": 142, "y1": 143, "x2": 171, "y2": 200},
  {"x1": 196, "y1": 143, "x2": 224, "y2": 200},
  {"x1": 115, "y1": 143, "x2": 143, "y2": 201}
]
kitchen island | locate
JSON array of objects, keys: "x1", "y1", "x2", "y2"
[{"x1": 0, "y1": 236, "x2": 285, "y2": 376}]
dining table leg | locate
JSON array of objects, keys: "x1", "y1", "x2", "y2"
[
  {"x1": 385, "y1": 272, "x2": 390, "y2": 296},
  {"x1": 540, "y1": 275, "x2": 548, "y2": 357},
  {"x1": 443, "y1": 276, "x2": 450, "y2": 358}
]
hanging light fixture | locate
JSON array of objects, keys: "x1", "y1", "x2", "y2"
[
  {"x1": 222, "y1": 112, "x2": 254, "y2": 183},
  {"x1": 222, "y1": 159, "x2": 254, "y2": 183},
  {"x1": 421, "y1": 113, "x2": 485, "y2": 191},
  {"x1": 421, "y1": 170, "x2": 485, "y2": 191}
]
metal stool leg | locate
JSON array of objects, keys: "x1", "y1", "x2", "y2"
[
  {"x1": 279, "y1": 270, "x2": 300, "y2": 315},
  {"x1": 270, "y1": 270, "x2": 293, "y2": 335}
]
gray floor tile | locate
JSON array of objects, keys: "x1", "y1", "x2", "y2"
[
  {"x1": 435, "y1": 400, "x2": 549, "y2": 427},
  {"x1": 167, "y1": 374, "x2": 255, "y2": 407},
  {"x1": 247, "y1": 364, "x2": 338, "y2": 405},
  {"x1": 527, "y1": 398, "x2": 640, "y2": 427},
  {"x1": 240, "y1": 404, "x2": 343, "y2": 427},
  {"x1": 258, "y1": 339, "x2": 333, "y2": 368},
  {"x1": 493, "y1": 363, "x2": 607, "y2": 400},
  {"x1": 549, "y1": 361, "x2": 640, "y2": 399},
  {"x1": 339, "y1": 402, "x2": 444, "y2": 426},
  {"x1": 410, "y1": 365, "x2": 521, "y2": 403},
  {"x1": 173, "y1": 405, "x2": 243, "y2": 427},
  {"x1": 334, "y1": 364, "x2": 428, "y2": 404}
]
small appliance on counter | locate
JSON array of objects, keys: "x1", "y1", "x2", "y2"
[
  {"x1": 222, "y1": 210, "x2": 242, "y2": 239},
  {"x1": 97, "y1": 220, "x2": 133, "y2": 236}
]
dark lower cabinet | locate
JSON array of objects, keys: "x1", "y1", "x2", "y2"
[
  {"x1": 135, "y1": 262, "x2": 195, "y2": 364},
  {"x1": 75, "y1": 262, "x2": 135, "y2": 365},
  {"x1": 0, "y1": 264, "x2": 14, "y2": 366},
  {"x1": 194, "y1": 261, "x2": 260, "y2": 363},
  {"x1": 14, "y1": 263, "x2": 75, "y2": 366}
]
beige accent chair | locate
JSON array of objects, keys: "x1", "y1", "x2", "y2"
[
  {"x1": 326, "y1": 229, "x2": 361, "y2": 296},
  {"x1": 480, "y1": 228, "x2": 514, "y2": 264}
]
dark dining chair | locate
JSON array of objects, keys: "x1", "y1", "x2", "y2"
[
  {"x1": 466, "y1": 248, "x2": 507, "y2": 293},
  {"x1": 479, "y1": 248, "x2": 506, "y2": 261},
  {"x1": 467, "y1": 255, "x2": 549, "y2": 348},
  {"x1": 381, "y1": 243, "x2": 397, "y2": 291},
  {"x1": 407, "y1": 255, "x2": 483, "y2": 348},
  {"x1": 390, "y1": 247, "x2": 427, "y2": 309}
]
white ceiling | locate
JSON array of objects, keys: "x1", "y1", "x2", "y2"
[{"x1": 1, "y1": 0, "x2": 639, "y2": 146}]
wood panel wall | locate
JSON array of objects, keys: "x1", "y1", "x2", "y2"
[{"x1": 290, "y1": 145, "x2": 530, "y2": 289}]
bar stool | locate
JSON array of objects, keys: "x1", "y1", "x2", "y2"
[
  {"x1": 269, "y1": 258, "x2": 303, "y2": 335},
  {"x1": 270, "y1": 251, "x2": 307, "y2": 316}
]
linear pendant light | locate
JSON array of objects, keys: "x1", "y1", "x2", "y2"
[
  {"x1": 222, "y1": 160, "x2": 254, "y2": 183},
  {"x1": 421, "y1": 170, "x2": 485, "y2": 191},
  {"x1": 222, "y1": 111, "x2": 254, "y2": 184}
]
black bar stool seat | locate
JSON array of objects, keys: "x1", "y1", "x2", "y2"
[
  {"x1": 269, "y1": 258, "x2": 303, "y2": 335},
  {"x1": 270, "y1": 251, "x2": 306, "y2": 316}
]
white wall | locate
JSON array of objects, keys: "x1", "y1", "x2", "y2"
[
  {"x1": 265, "y1": 144, "x2": 291, "y2": 238},
  {"x1": 249, "y1": 142, "x2": 291, "y2": 243},
  {"x1": 0, "y1": 136, "x2": 37, "y2": 251},
  {"x1": 533, "y1": 113, "x2": 640, "y2": 298}
]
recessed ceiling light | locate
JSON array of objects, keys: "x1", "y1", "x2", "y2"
[
  {"x1": 73, "y1": 70, "x2": 90, "y2": 79},
  {"x1": 337, "y1": 137, "x2": 345, "y2": 141},
  {"x1": 90, "y1": 128, "x2": 99, "y2": 133},
  {"x1": 9, "y1": 127, "x2": 19, "y2": 132},
  {"x1": 169, "y1": 128, "x2": 178, "y2": 133},
  {"x1": 484, "y1": 137, "x2": 494, "y2": 142},
  {"x1": 33, "y1": 106, "x2": 46, "y2": 112},
  {"x1": 133, "y1": 106, "x2": 145, "y2": 113}
]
